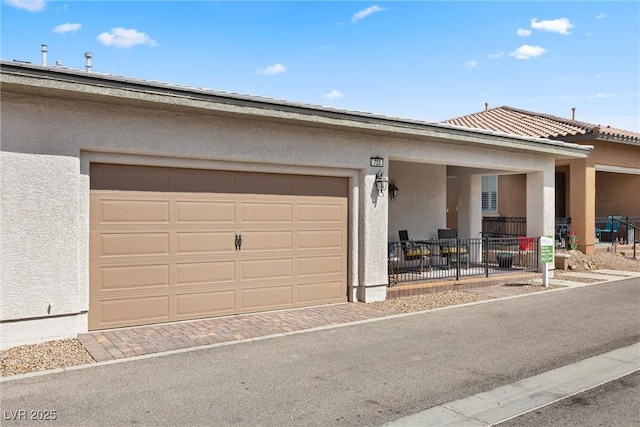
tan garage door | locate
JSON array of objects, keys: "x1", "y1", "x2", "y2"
[{"x1": 89, "y1": 164, "x2": 348, "y2": 330}]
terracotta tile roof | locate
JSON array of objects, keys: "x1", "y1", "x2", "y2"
[{"x1": 443, "y1": 106, "x2": 640, "y2": 143}]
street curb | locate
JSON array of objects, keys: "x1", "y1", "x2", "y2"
[{"x1": 383, "y1": 343, "x2": 640, "y2": 426}]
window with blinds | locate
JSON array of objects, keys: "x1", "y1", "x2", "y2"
[{"x1": 482, "y1": 175, "x2": 498, "y2": 213}]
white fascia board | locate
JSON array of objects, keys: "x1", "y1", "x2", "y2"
[{"x1": 595, "y1": 164, "x2": 640, "y2": 175}]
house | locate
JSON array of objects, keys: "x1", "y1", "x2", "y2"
[
  {"x1": 443, "y1": 106, "x2": 640, "y2": 254},
  {"x1": 0, "y1": 61, "x2": 591, "y2": 349}
]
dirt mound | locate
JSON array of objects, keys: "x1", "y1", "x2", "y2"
[{"x1": 565, "y1": 250, "x2": 640, "y2": 272}]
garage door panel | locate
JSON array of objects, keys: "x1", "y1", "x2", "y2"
[
  {"x1": 298, "y1": 256, "x2": 343, "y2": 276},
  {"x1": 298, "y1": 203, "x2": 344, "y2": 223},
  {"x1": 100, "y1": 200, "x2": 170, "y2": 223},
  {"x1": 176, "y1": 290, "x2": 236, "y2": 317},
  {"x1": 240, "y1": 203, "x2": 293, "y2": 223},
  {"x1": 177, "y1": 232, "x2": 236, "y2": 254},
  {"x1": 91, "y1": 295, "x2": 170, "y2": 329},
  {"x1": 176, "y1": 261, "x2": 235, "y2": 285},
  {"x1": 96, "y1": 233, "x2": 170, "y2": 257},
  {"x1": 176, "y1": 201, "x2": 235, "y2": 223},
  {"x1": 298, "y1": 230, "x2": 343, "y2": 249},
  {"x1": 241, "y1": 231, "x2": 293, "y2": 251},
  {"x1": 240, "y1": 285, "x2": 292, "y2": 310},
  {"x1": 92, "y1": 164, "x2": 170, "y2": 192},
  {"x1": 172, "y1": 169, "x2": 237, "y2": 193},
  {"x1": 239, "y1": 173, "x2": 293, "y2": 195},
  {"x1": 240, "y1": 258, "x2": 292, "y2": 280},
  {"x1": 298, "y1": 281, "x2": 343, "y2": 303},
  {"x1": 96, "y1": 264, "x2": 170, "y2": 291}
]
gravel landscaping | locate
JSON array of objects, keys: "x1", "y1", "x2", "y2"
[
  {"x1": 1, "y1": 339, "x2": 94, "y2": 378},
  {"x1": 1, "y1": 250, "x2": 637, "y2": 378}
]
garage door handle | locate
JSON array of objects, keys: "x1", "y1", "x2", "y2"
[
  {"x1": 238, "y1": 234, "x2": 243, "y2": 250},
  {"x1": 234, "y1": 234, "x2": 240, "y2": 251}
]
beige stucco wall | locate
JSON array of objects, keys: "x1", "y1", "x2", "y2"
[
  {"x1": 388, "y1": 161, "x2": 446, "y2": 242},
  {"x1": 596, "y1": 172, "x2": 640, "y2": 217},
  {"x1": 0, "y1": 152, "x2": 88, "y2": 348},
  {"x1": 497, "y1": 174, "x2": 527, "y2": 217}
]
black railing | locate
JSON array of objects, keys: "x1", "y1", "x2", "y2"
[
  {"x1": 555, "y1": 217, "x2": 571, "y2": 250},
  {"x1": 596, "y1": 216, "x2": 639, "y2": 258},
  {"x1": 388, "y1": 237, "x2": 540, "y2": 285},
  {"x1": 482, "y1": 217, "x2": 527, "y2": 238},
  {"x1": 483, "y1": 216, "x2": 571, "y2": 250}
]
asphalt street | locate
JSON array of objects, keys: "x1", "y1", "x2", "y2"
[{"x1": 1, "y1": 278, "x2": 639, "y2": 427}]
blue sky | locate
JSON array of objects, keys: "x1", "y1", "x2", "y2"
[{"x1": 2, "y1": 1, "x2": 639, "y2": 131}]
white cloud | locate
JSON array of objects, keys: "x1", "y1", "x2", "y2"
[
  {"x1": 509, "y1": 45, "x2": 546, "y2": 60},
  {"x1": 530, "y1": 18, "x2": 574, "y2": 35},
  {"x1": 53, "y1": 23, "x2": 81, "y2": 34},
  {"x1": 260, "y1": 63, "x2": 286, "y2": 75},
  {"x1": 97, "y1": 27, "x2": 157, "y2": 48},
  {"x1": 4, "y1": 0, "x2": 45, "y2": 11},
  {"x1": 488, "y1": 52, "x2": 504, "y2": 59},
  {"x1": 587, "y1": 93, "x2": 610, "y2": 99},
  {"x1": 324, "y1": 90, "x2": 344, "y2": 99},
  {"x1": 351, "y1": 5, "x2": 386, "y2": 23},
  {"x1": 517, "y1": 28, "x2": 532, "y2": 37},
  {"x1": 465, "y1": 61, "x2": 478, "y2": 68},
  {"x1": 596, "y1": 12, "x2": 608, "y2": 19}
]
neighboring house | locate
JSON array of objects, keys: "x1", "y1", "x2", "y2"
[
  {"x1": 444, "y1": 106, "x2": 640, "y2": 254},
  {"x1": 0, "y1": 62, "x2": 591, "y2": 349}
]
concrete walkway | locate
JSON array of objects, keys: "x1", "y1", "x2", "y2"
[{"x1": 78, "y1": 303, "x2": 396, "y2": 362}]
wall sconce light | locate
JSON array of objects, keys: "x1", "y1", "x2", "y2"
[
  {"x1": 389, "y1": 180, "x2": 399, "y2": 201},
  {"x1": 374, "y1": 169, "x2": 389, "y2": 196}
]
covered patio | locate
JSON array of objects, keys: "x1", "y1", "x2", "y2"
[{"x1": 380, "y1": 133, "x2": 591, "y2": 288}]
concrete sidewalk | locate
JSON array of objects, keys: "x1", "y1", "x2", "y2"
[{"x1": 385, "y1": 343, "x2": 639, "y2": 426}]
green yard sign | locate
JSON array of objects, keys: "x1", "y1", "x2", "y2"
[{"x1": 540, "y1": 235, "x2": 554, "y2": 264}]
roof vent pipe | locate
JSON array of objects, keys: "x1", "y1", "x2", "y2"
[
  {"x1": 84, "y1": 52, "x2": 92, "y2": 72},
  {"x1": 41, "y1": 44, "x2": 48, "y2": 66},
  {"x1": 571, "y1": 107, "x2": 576, "y2": 120},
  {"x1": 484, "y1": 102, "x2": 489, "y2": 112}
]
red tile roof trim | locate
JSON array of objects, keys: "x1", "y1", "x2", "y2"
[{"x1": 444, "y1": 106, "x2": 640, "y2": 143}]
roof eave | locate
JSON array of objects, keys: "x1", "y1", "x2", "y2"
[{"x1": 1, "y1": 61, "x2": 593, "y2": 160}]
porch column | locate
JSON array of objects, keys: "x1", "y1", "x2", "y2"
[
  {"x1": 457, "y1": 173, "x2": 482, "y2": 239},
  {"x1": 457, "y1": 173, "x2": 482, "y2": 263},
  {"x1": 526, "y1": 162, "x2": 555, "y2": 274},
  {"x1": 569, "y1": 158, "x2": 596, "y2": 254},
  {"x1": 526, "y1": 165, "x2": 555, "y2": 237},
  {"x1": 356, "y1": 167, "x2": 389, "y2": 302}
]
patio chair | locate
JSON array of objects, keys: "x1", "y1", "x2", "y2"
[
  {"x1": 398, "y1": 230, "x2": 431, "y2": 272},
  {"x1": 437, "y1": 228, "x2": 469, "y2": 269}
]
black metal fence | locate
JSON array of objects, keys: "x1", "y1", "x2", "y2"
[
  {"x1": 595, "y1": 216, "x2": 639, "y2": 244},
  {"x1": 555, "y1": 217, "x2": 571, "y2": 250},
  {"x1": 481, "y1": 217, "x2": 527, "y2": 238},
  {"x1": 388, "y1": 237, "x2": 540, "y2": 285},
  {"x1": 482, "y1": 216, "x2": 572, "y2": 250}
]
